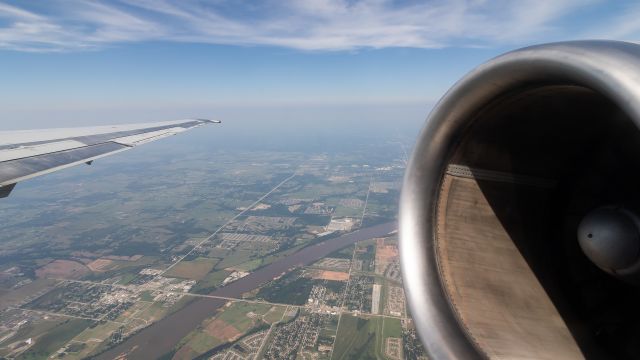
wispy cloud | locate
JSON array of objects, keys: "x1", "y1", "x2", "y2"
[{"x1": 0, "y1": 0, "x2": 630, "y2": 52}]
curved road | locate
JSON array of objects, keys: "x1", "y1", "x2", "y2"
[{"x1": 96, "y1": 221, "x2": 397, "y2": 359}]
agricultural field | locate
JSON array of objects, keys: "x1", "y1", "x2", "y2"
[
  {"x1": 310, "y1": 257, "x2": 352, "y2": 272},
  {"x1": 165, "y1": 257, "x2": 218, "y2": 280},
  {"x1": 332, "y1": 314, "x2": 402, "y2": 360},
  {"x1": 0, "y1": 278, "x2": 59, "y2": 310},
  {"x1": 35, "y1": 260, "x2": 90, "y2": 280},
  {"x1": 18, "y1": 319, "x2": 92, "y2": 360},
  {"x1": 172, "y1": 300, "x2": 285, "y2": 359},
  {"x1": 192, "y1": 269, "x2": 233, "y2": 294},
  {"x1": 57, "y1": 320, "x2": 123, "y2": 359}
]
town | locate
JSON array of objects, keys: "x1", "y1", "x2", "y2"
[{"x1": 0, "y1": 146, "x2": 426, "y2": 359}]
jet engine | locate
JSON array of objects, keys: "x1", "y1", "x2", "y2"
[{"x1": 400, "y1": 41, "x2": 640, "y2": 359}]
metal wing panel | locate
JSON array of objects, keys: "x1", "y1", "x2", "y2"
[
  {"x1": 0, "y1": 119, "x2": 214, "y2": 150},
  {"x1": 0, "y1": 140, "x2": 88, "y2": 162},
  {"x1": 0, "y1": 142, "x2": 129, "y2": 186},
  {"x1": 0, "y1": 118, "x2": 219, "y2": 197},
  {"x1": 111, "y1": 126, "x2": 189, "y2": 146}
]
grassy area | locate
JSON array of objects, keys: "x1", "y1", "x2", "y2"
[
  {"x1": 260, "y1": 242, "x2": 308, "y2": 264},
  {"x1": 332, "y1": 205, "x2": 364, "y2": 218},
  {"x1": 214, "y1": 250, "x2": 253, "y2": 269},
  {"x1": 117, "y1": 301, "x2": 153, "y2": 321},
  {"x1": 332, "y1": 315, "x2": 388, "y2": 360},
  {"x1": 231, "y1": 258, "x2": 263, "y2": 272},
  {"x1": 130, "y1": 301, "x2": 172, "y2": 324},
  {"x1": 116, "y1": 272, "x2": 138, "y2": 285},
  {"x1": 24, "y1": 286, "x2": 66, "y2": 310},
  {"x1": 20, "y1": 319, "x2": 92, "y2": 360},
  {"x1": 182, "y1": 332, "x2": 223, "y2": 356},
  {"x1": 0, "y1": 315, "x2": 63, "y2": 358},
  {"x1": 63, "y1": 321, "x2": 122, "y2": 359},
  {"x1": 263, "y1": 305, "x2": 286, "y2": 324},
  {"x1": 327, "y1": 246, "x2": 355, "y2": 260},
  {"x1": 0, "y1": 278, "x2": 58, "y2": 310},
  {"x1": 139, "y1": 290, "x2": 154, "y2": 302},
  {"x1": 165, "y1": 257, "x2": 218, "y2": 280},
  {"x1": 73, "y1": 321, "x2": 121, "y2": 343},
  {"x1": 173, "y1": 300, "x2": 273, "y2": 359},
  {"x1": 356, "y1": 244, "x2": 376, "y2": 273},
  {"x1": 218, "y1": 301, "x2": 272, "y2": 332},
  {"x1": 383, "y1": 317, "x2": 402, "y2": 338},
  {"x1": 193, "y1": 269, "x2": 232, "y2": 293}
]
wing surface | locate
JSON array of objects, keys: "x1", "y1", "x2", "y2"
[{"x1": 0, "y1": 118, "x2": 220, "y2": 197}]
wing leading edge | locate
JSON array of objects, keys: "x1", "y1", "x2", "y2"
[{"x1": 0, "y1": 118, "x2": 220, "y2": 198}]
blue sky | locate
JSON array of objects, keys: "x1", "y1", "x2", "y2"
[{"x1": 1, "y1": 1, "x2": 640, "y2": 131}]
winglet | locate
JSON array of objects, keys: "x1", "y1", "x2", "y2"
[{"x1": 196, "y1": 119, "x2": 222, "y2": 124}]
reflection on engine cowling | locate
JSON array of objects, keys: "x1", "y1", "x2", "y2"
[{"x1": 400, "y1": 41, "x2": 640, "y2": 360}]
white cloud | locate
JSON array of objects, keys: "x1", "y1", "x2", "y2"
[{"x1": 0, "y1": 0, "x2": 612, "y2": 52}]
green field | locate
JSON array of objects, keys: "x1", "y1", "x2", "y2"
[
  {"x1": 193, "y1": 269, "x2": 232, "y2": 293},
  {"x1": 0, "y1": 316, "x2": 60, "y2": 358},
  {"x1": 123, "y1": 301, "x2": 174, "y2": 325},
  {"x1": 139, "y1": 290, "x2": 154, "y2": 302},
  {"x1": 263, "y1": 305, "x2": 287, "y2": 324},
  {"x1": 179, "y1": 331, "x2": 223, "y2": 357},
  {"x1": 63, "y1": 321, "x2": 123, "y2": 359},
  {"x1": 332, "y1": 315, "x2": 396, "y2": 360},
  {"x1": 383, "y1": 317, "x2": 402, "y2": 338},
  {"x1": 231, "y1": 258, "x2": 264, "y2": 272},
  {"x1": 0, "y1": 278, "x2": 58, "y2": 310},
  {"x1": 165, "y1": 257, "x2": 218, "y2": 280},
  {"x1": 116, "y1": 273, "x2": 138, "y2": 285},
  {"x1": 327, "y1": 246, "x2": 355, "y2": 260},
  {"x1": 217, "y1": 301, "x2": 272, "y2": 332},
  {"x1": 20, "y1": 319, "x2": 92, "y2": 360},
  {"x1": 173, "y1": 300, "x2": 275, "y2": 359},
  {"x1": 214, "y1": 250, "x2": 254, "y2": 269}
]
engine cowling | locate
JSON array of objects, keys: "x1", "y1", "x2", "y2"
[{"x1": 400, "y1": 41, "x2": 640, "y2": 359}]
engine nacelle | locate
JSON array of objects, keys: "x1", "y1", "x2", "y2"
[{"x1": 400, "y1": 41, "x2": 640, "y2": 359}]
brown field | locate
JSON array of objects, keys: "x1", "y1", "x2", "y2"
[
  {"x1": 35, "y1": 260, "x2": 90, "y2": 279},
  {"x1": 0, "y1": 278, "x2": 58, "y2": 310},
  {"x1": 71, "y1": 251, "x2": 102, "y2": 258},
  {"x1": 375, "y1": 239, "x2": 400, "y2": 274},
  {"x1": 376, "y1": 239, "x2": 399, "y2": 263},
  {"x1": 165, "y1": 258, "x2": 217, "y2": 280},
  {"x1": 70, "y1": 252, "x2": 143, "y2": 262},
  {"x1": 74, "y1": 257, "x2": 94, "y2": 265},
  {"x1": 312, "y1": 270, "x2": 350, "y2": 281},
  {"x1": 86, "y1": 258, "x2": 114, "y2": 272},
  {"x1": 205, "y1": 318, "x2": 242, "y2": 341},
  {"x1": 104, "y1": 254, "x2": 143, "y2": 261}
]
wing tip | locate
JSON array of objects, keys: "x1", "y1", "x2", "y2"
[{"x1": 195, "y1": 118, "x2": 222, "y2": 124}]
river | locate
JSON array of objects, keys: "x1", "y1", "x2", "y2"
[{"x1": 95, "y1": 221, "x2": 397, "y2": 359}]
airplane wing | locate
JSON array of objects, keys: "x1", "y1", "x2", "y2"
[{"x1": 0, "y1": 118, "x2": 220, "y2": 198}]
